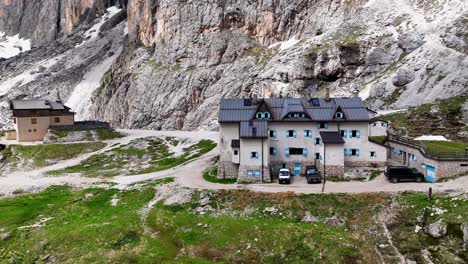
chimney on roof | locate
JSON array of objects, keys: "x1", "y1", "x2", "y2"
[
  {"x1": 252, "y1": 94, "x2": 259, "y2": 105},
  {"x1": 325, "y1": 88, "x2": 331, "y2": 101},
  {"x1": 55, "y1": 88, "x2": 62, "y2": 103}
]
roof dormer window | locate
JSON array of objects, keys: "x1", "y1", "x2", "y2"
[
  {"x1": 256, "y1": 112, "x2": 271, "y2": 120},
  {"x1": 335, "y1": 112, "x2": 344, "y2": 118}
]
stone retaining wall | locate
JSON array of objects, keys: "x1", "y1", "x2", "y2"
[
  {"x1": 238, "y1": 165, "x2": 271, "y2": 183},
  {"x1": 217, "y1": 161, "x2": 239, "y2": 179}
]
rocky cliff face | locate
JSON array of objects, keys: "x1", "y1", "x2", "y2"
[
  {"x1": 1, "y1": 0, "x2": 467, "y2": 131},
  {"x1": 0, "y1": 0, "x2": 127, "y2": 46}
]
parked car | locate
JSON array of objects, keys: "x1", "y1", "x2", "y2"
[
  {"x1": 278, "y1": 168, "x2": 291, "y2": 184},
  {"x1": 305, "y1": 166, "x2": 321, "y2": 184},
  {"x1": 385, "y1": 166, "x2": 425, "y2": 183}
]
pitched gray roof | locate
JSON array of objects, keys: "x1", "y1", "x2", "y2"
[
  {"x1": 10, "y1": 99, "x2": 70, "y2": 111},
  {"x1": 10, "y1": 100, "x2": 51, "y2": 110},
  {"x1": 240, "y1": 121, "x2": 268, "y2": 138},
  {"x1": 320, "y1": 131, "x2": 345, "y2": 144},
  {"x1": 219, "y1": 97, "x2": 371, "y2": 123}
]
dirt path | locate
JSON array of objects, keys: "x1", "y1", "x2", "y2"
[{"x1": 1, "y1": 129, "x2": 468, "y2": 196}]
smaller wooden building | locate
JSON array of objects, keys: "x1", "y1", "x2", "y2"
[{"x1": 8, "y1": 99, "x2": 75, "y2": 142}]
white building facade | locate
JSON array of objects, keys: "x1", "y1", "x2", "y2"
[{"x1": 218, "y1": 97, "x2": 388, "y2": 182}]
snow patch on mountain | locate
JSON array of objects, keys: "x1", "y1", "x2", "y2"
[
  {"x1": 66, "y1": 50, "x2": 121, "y2": 120},
  {"x1": 78, "y1": 6, "x2": 122, "y2": 46},
  {"x1": 0, "y1": 32, "x2": 31, "y2": 59}
]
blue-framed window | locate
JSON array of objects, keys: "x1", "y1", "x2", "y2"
[
  {"x1": 250, "y1": 152, "x2": 259, "y2": 159},
  {"x1": 314, "y1": 153, "x2": 320, "y2": 160},
  {"x1": 340, "y1": 130, "x2": 347, "y2": 138},
  {"x1": 347, "y1": 148, "x2": 360, "y2": 157},
  {"x1": 255, "y1": 170, "x2": 261, "y2": 177},
  {"x1": 269, "y1": 130, "x2": 277, "y2": 138},
  {"x1": 256, "y1": 112, "x2": 271, "y2": 119},
  {"x1": 270, "y1": 147, "x2": 277, "y2": 156},
  {"x1": 349, "y1": 130, "x2": 361, "y2": 138},
  {"x1": 286, "y1": 130, "x2": 296, "y2": 138},
  {"x1": 421, "y1": 164, "x2": 426, "y2": 169},
  {"x1": 304, "y1": 130, "x2": 312, "y2": 138},
  {"x1": 285, "y1": 148, "x2": 290, "y2": 157},
  {"x1": 314, "y1": 137, "x2": 321, "y2": 145},
  {"x1": 318, "y1": 122, "x2": 328, "y2": 129},
  {"x1": 247, "y1": 170, "x2": 253, "y2": 177}
]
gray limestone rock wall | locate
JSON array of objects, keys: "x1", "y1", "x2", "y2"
[{"x1": 1, "y1": 0, "x2": 468, "y2": 131}]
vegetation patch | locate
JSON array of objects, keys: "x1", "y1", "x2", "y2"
[
  {"x1": 95, "y1": 128, "x2": 124, "y2": 140},
  {"x1": 47, "y1": 137, "x2": 217, "y2": 177},
  {"x1": 1, "y1": 186, "x2": 467, "y2": 263},
  {"x1": 369, "y1": 136, "x2": 386, "y2": 145},
  {"x1": 241, "y1": 46, "x2": 274, "y2": 64},
  {"x1": 7, "y1": 142, "x2": 106, "y2": 168},
  {"x1": 390, "y1": 192, "x2": 468, "y2": 263},
  {"x1": 380, "y1": 95, "x2": 468, "y2": 139}
]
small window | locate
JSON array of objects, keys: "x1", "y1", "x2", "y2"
[
  {"x1": 250, "y1": 152, "x2": 259, "y2": 159},
  {"x1": 349, "y1": 149, "x2": 360, "y2": 156},
  {"x1": 281, "y1": 163, "x2": 288, "y2": 169},
  {"x1": 381, "y1": 122, "x2": 386, "y2": 127},
  {"x1": 460, "y1": 164, "x2": 468, "y2": 167},
  {"x1": 335, "y1": 112, "x2": 343, "y2": 118},
  {"x1": 421, "y1": 164, "x2": 426, "y2": 169},
  {"x1": 33, "y1": 129, "x2": 37, "y2": 132},
  {"x1": 287, "y1": 130, "x2": 295, "y2": 138},
  {"x1": 28, "y1": 129, "x2": 32, "y2": 132},
  {"x1": 234, "y1": 150, "x2": 238, "y2": 155},
  {"x1": 370, "y1": 151, "x2": 376, "y2": 157},
  {"x1": 311, "y1": 98, "x2": 320, "y2": 106},
  {"x1": 319, "y1": 122, "x2": 327, "y2": 129},
  {"x1": 255, "y1": 170, "x2": 261, "y2": 177},
  {"x1": 270, "y1": 147, "x2": 276, "y2": 156},
  {"x1": 315, "y1": 153, "x2": 320, "y2": 160},
  {"x1": 289, "y1": 148, "x2": 304, "y2": 155},
  {"x1": 269, "y1": 130, "x2": 276, "y2": 138},
  {"x1": 31, "y1": 118, "x2": 37, "y2": 125},
  {"x1": 351, "y1": 130, "x2": 358, "y2": 137},
  {"x1": 304, "y1": 130, "x2": 312, "y2": 138},
  {"x1": 14, "y1": 118, "x2": 16, "y2": 124},
  {"x1": 247, "y1": 170, "x2": 253, "y2": 177},
  {"x1": 315, "y1": 138, "x2": 321, "y2": 145},
  {"x1": 55, "y1": 117, "x2": 60, "y2": 123},
  {"x1": 372, "y1": 123, "x2": 377, "y2": 127},
  {"x1": 340, "y1": 130, "x2": 345, "y2": 137}
]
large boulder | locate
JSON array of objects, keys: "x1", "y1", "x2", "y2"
[
  {"x1": 398, "y1": 32, "x2": 425, "y2": 53},
  {"x1": 425, "y1": 219, "x2": 447, "y2": 238},
  {"x1": 392, "y1": 68, "x2": 415, "y2": 86}
]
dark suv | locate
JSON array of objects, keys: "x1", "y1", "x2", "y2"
[
  {"x1": 385, "y1": 166, "x2": 425, "y2": 183},
  {"x1": 305, "y1": 166, "x2": 321, "y2": 184}
]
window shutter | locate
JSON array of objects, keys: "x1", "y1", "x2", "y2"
[
  {"x1": 286, "y1": 131, "x2": 289, "y2": 138},
  {"x1": 273, "y1": 130, "x2": 277, "y2": 138},
  {"x1": 285, "y1": 148, "x2": 290, "y2": 157},
  {"x1": 356, "y1": 149, "x2": 360, "y2": 157},
  {"x1": 325, "y1": 122, "x2": 328, "y2": 129},
  {"x1": 344, "y1": 149, "x2": 348, "y2": 156},
  {"x1": 304, "y1": 130, "x2": 307, "y2": 138},
  {"x1": 248, "y1": 170, "x2": 253, "y2": 177},
  {"x1": 293, "y1": 130, "x2": 297, "y2": 138},
  {"x1": 303, "y1": 148, "x2": 308, "y2": 157},
  {"x1": 343, "y1": 130, "x2": 347, "y2": 138},
  {"x1": 357, "y1": 130, "x2": 361, "y2": 138},
  {"x1": 317, "y1": 123, "x2": 321, "y2": 129},
  {"x1": 273, "y1": 148, "x2": 277, "y2": 156}
]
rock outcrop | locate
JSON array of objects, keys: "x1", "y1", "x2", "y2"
[{"x1": 0, "y1": 0, "x2": 467, "y2": 130}]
